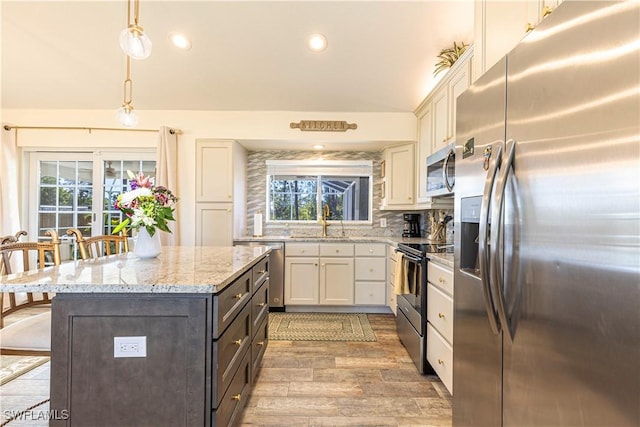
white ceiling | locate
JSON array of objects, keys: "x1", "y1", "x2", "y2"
[{"x1": 2, "y1": 1, "x2": 474, "y2": 113}]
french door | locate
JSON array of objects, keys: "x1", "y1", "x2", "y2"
[{"x1": 29, "y1": 152, "x2": 155, "y2": 261}]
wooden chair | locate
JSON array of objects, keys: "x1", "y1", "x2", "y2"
[
  {"x1": 0, "y1": 230, "x2": 28, "y2": 276},
  {"x1": 66, "y1": 228, "x2": 129, "y2": 260},
  {"x1": 0, "y1": 229, "x2": 61, "y2": 355}
]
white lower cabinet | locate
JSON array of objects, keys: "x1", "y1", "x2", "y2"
[
  {"x1": 285, "y1": 243, "x2": 355, "y2": 306},
  {"x1": 320, "y1": 258, "x2": 354, "y2": 305},
  {"x1": 426, "y1": 261, "x2": 454, "y2": 394},
  {"x1": 354, "y1": 243, "x2": 386, "y2": 306},
  {"x1": 285, "y1": 242, "x2": 388, "y2": 307}
]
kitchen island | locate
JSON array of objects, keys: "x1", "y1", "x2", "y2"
[{"x1": 0, "y1": 246, "x2": 271, "y2": 427}]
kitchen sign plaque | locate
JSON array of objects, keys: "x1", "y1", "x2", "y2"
[{"x1": 290, "y1": 120, "x2": 357, "y2": 132}]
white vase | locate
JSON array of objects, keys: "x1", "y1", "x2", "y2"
[{"x1": 134, "y1": 228, "x2": 162, "y2": 259}]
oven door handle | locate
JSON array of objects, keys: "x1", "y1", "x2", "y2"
[{"x1": 395, "y1": 251, "x2": 422, "y2": 263}]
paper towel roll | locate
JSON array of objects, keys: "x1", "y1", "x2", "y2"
[{"x1": 253, "y1": 212, "x2": 263, "y2": 237}]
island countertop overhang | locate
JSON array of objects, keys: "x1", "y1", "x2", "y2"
[{"x1": 0, "y1": 246, "x2": 271, "y2": 294}]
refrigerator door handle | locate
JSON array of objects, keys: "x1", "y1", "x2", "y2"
[
  {"x1": 490, "y1": 139, "x2": 517, "y2": 343},
  {"x1": 479, "y1": 142, "x2": 503, "y2": 335},
  {"x1": 443, "y1": 148, "x2": 454, "y2": 192}
]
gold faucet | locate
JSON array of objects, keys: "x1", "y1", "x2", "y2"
[{"x1": 321, "y1": 204, "x2": 330, "y2": 237}]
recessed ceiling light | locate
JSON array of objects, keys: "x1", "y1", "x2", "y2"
[
  {"x1": 313, "y1": 144, "x2": 325, "y2": 150},
  {"x1": 308, "y1": 34, "x2": 328, "y2": 52},
  {"x1": 169, "y1": 32, "x2": 192, "y2": 50}
]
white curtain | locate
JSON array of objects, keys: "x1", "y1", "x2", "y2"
[
  {"x1": 0, "y1": 125, "x2": 21, "y2": 237},
  {"x1": 156, "y1": 126, "x2": 179, "y2": 246}
]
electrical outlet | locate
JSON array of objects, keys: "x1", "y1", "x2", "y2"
[
  {"x1": 380, "y1": 218, "x2": 387, "y2": 228},
  {"x1": 114, "y1": 336, "x2": 147, "y2": 358}
]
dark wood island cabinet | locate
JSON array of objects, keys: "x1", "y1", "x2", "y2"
[{"x1": 0, "y1": 246, "x2": 271, "y2": 427}]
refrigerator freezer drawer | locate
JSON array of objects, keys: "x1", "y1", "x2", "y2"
[
  {"x1": 427, "y1": 262, "x2": 453, "y2": 296},
  {"x1": 427, "y1": 284, "x2": 453, "y2": 344},
  {"x1": 427, "y1": 323, "x2": 453, "y2": 395}
]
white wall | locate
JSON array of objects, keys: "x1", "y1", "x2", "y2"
[{"x1": 2, "y1": 108, "x2": 417, "y2": 245}]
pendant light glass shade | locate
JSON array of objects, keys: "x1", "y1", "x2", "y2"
[
  {"x1": 117, "y1": 105, "x2": 139, "y2": 127},
  {"x1": 120, "y1": 25, "x2": 152, "y2": 60}
]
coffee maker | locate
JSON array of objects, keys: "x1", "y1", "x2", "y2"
[{"x1": 402, "y1": 213, "x2": 421, "y2": 237}]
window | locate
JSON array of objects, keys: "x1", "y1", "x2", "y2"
[
  {"x1": 267, "y1": 160, "x2": 372, "y2": 223},
  {"x1": 29, "y1": 152, "x2": 155, "y2": 260}
]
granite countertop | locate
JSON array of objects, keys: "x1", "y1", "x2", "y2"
[
  {"x1": 0, "y1": 246, "x2": 271, "y2": 294},
  {"x1": 234, "y1": 235, "x2": 454, "y2": 268}
]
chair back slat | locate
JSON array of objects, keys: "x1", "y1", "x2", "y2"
[
  {"x1": 0, "y1": 229, "x2": 60, "y2": 327},
  {"x1": 67, "y1": 228, "x2": 129, "y2": 260}
]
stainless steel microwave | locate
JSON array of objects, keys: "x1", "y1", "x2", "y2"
[{"x1": 426, "y1": 143, "x2": 455, "y2": 198}]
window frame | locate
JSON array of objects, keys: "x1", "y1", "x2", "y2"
[{"x1": 265, "y1": 160, "x2": 373, "y2": 225}]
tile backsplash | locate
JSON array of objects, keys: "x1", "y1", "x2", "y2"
[{"x1": 245, "y1": 149, "x2": 451, "y2": 239}]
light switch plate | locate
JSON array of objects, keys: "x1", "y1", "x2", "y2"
[
  {"x1": 114, "y1": 336, "x2": 147, "y2": 358},
  {"x1": 380, "y1": 218, "x2": 387, "y2": 228}
]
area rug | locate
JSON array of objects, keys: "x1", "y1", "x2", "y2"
[
  {"x1": 268, "y1": 312, "x2": 376, "y2": 342},
  {"x1": 0, "y1": 355, "x2": 50, "y2": 386}
]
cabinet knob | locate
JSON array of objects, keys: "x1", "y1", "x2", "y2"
[
  {"x1": 228, "y1": 194, "x2": 232, "y2": 199},
  {"x1": 314, "y1": 263, "x2": 318, "y2": 267},
  {"x1": 526, "y1": 22, "x2": 535, "y2": 32},
  {"x1": 257, "y1": 341, "x2": 265, "y2": 346},
  {"x1": 438, "y1": 312, "x2": 445, "y2": 319},
  {"x1": 369, "y1": 249, "x2": 373, "y2": 253},
  {"x1": 234, "y1": 293, "x2": 244, "y2": 299},
  {"x1": 369, "y1": 268, "x2": 374, "y2": 272},
  {"x1": 234, "y1": 339, "x2": 242, "y2": 346},
  {"x1": 335, "y1": 249, "x2": 339, "y2": 253},
  {"x1": 438, "y1": 359, "x2": 444, "y2": 365},
  {"x1": 322, "y1": 263, "x2": 326, "y2": 267},
  {"x1": 257, "y1": 302, "x2": 266, "y2": 307},
  {"x1": 542, "y1": 5, "x2": 553, "y2": 17},
  {"x1": 258, "y1": 270, "x2": 266, "y2": 274},
  {"x1": 438, "y1": 277, "x2": 445, "y2": 283},
  {"x1": 301, "y1": 250, "x2": 305, "y2": 253},
  {"x1": 232, "y1": 393, "x2": 242, "y2": 401},
  {"x1": 408, "y1": 196, "x2": 412, "y2": 200}
]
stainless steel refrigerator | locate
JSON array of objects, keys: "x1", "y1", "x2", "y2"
[{"x1": 453, "y1": 2, "x2": 640, "y2": 426}]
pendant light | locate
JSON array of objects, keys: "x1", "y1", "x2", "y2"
[
  {"x1": 120, "y1": 0, "x2": 152, "y2": 60},
  {"x1": 117, "y1": 56, "x2": 139, "y2": 127}
]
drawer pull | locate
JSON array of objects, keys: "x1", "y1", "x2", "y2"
[
  {"x1": 257, "y1": 341, "x2": 265, "y2": 346},
  {"x1": 234, "y1": 293, "x2": 244, "y2": 299},
  {"x1": 438, "y1": 277, "x2": 445, "y2": 283},
  {"x1": 369, "y1": 268, "x2": 373, "y2": 272},
  {"x1": 257, "y1": 302, "x2": 266, "y2": 307},
  {"x1": 232, "y1": 393, "x2": 242, "y2": 401},
  {"x1": 438, "y1": 312, "x2": 445, "y2": 319},
  {"x1": 335, "y1": 249, "x2": 339, "y2": 253},
  {"x1": 258, "y1": 269, "x2": 266, "y2": 274},
  {"x1": 438, "y1": 359, "x2": 444, "y2": 365},
  {"x1": 234, "y1": 339, "x2": 243, "y2": 346},
  {"x1": 369, "y1": 249, "x2": 373, "y2": 253}
]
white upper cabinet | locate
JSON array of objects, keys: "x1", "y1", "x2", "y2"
[
  {"x1": 414, "y1": 46, "x2": 472, "y2": 205},
  {"x1": 381, "y1": 143, "x2": 415, "y2": 209},
  {"x1": 473, "y1": 0, "x2": 564, "y2": 82}
]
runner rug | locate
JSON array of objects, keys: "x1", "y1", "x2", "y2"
[
  {"x1": 0, "y1": 356, "x2": 49, "y2": 386},
  {"x1": 268, "y1": 312, "x2": 376, "y2": 342}
]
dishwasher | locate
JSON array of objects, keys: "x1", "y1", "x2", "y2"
[{"x1": 233, "y1": 240, "x2": 285, "y2": 311}]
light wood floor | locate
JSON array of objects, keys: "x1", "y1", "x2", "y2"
[
  {"x1": 240, "y1": 314, "x2": 452, "y2": 426},
  {"x1": 0, "y1": 312, "x2": 452, "y2": 426}
]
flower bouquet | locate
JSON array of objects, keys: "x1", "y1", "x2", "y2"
[{"x1": 112, "y1": 171, "x2": 178, "y2": 236}]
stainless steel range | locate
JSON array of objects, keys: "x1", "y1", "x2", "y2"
[{"x1": 395, "y1": 242, "x2": 447, "y2": 374}]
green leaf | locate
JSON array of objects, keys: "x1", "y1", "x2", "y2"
[{"x1": 112, "y1": 218, "x2": 130, "y2": 235}]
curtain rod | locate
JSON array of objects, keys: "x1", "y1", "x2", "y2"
[{"x1": 3, "y1": 125, "x2": 182, "y2": 135}]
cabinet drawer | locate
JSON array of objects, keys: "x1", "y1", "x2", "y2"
[
  {"x1": 213, "y1": 270, "x2": 251, "y2": 338},
  {"x1": 252, "y1": 255, "x2": 269, "y2": 293},
  {"x1": 286, "y1": 243, "x2": 319, "y2": 256},
  {"x1": 212, "y1": 302, "x2": 251, "y2": 407},
  {"x1": 251, "y1": 279, "x2": 269, "y2": 337},
  {"x1": 355, "y1": 281, "x2": 386, "y2": 305},
  {"x1": 251, "y1": 316, "x2": 268, "y2": 385},
  {"x1": 427, "y1": 284, "x2": 453, "y2": 344},
  {"x1": 213, "y1": 348, "x2": 251, "y2": 427},
  {"x1": 427, "y1": 323, "x2": 453, "y2": 395},
  {"x1": 320, "y1": 243, "x2": 354, "y2": 257},
  {"x1": 428, "y1": 262, "x2": 453, "y2": 296},
  {"x1": 355, "y1": 258, "x2": 386, "y2": 281},
  {"x1": 355, "y1": 243, "x2": 386, "y2": 257}
]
